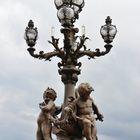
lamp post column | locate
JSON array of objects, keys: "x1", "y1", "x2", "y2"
[
  {"x1": 58, "y1": 27, "x2": 81, "y2": 107},
  {"x1": 59, "y1": 66, "x2": 80, "y2": 107}
]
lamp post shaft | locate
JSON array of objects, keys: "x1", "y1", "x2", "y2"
[
  {"x1": 58, "y1": 27, "x2": 80, "y2": 106},
  {"x1": 64, "y1": 83, "x2": 75, "y2": 106}
]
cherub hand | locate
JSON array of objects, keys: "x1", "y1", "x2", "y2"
[
  {"x1": 97, "y1": 114, "x2": 104, "y2": 122},
  {"x1": 48, "y1": 116, "x2": 55, "y2": 123},
  {"x1": 39, "y1": 103, "x2": 45, "y2": 110},
  {"x1": 64, "y1": 107, "x2": 73, "y2": 114},
  {"x1": 53, "y1": 119, "x2": 61, "y2": 125}
]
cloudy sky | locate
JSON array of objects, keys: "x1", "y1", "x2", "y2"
[{"x1": 0, "y1": 0, "x2": 140, "y2": 140}]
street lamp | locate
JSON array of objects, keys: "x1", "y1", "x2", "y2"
[
  {"x1": 24, "y1": 1, "x2": 117, "y2": 140},
  {"x1": 24, "y1": 20, "x2": 38, "y2": 47},
  {"x1": 54, "y1": 0, "x2": 85, "y2": 27},
  {"x1": 100, "y1": 16, "x2": 117, "y2": 44}
]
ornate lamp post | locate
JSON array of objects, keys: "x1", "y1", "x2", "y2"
[{"x1": 24, "y1": 0, "x2": 117, "y2": 140}]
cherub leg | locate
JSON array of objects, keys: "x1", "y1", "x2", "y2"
[
  {"x1": 91, "y1": 124, "x2": 97, "y2": 140},
  {"x1": 41, "y1": 121, "x2": 53, "y2": 140},
  {"x1": 82, "y1": 119, "x2": 93, "y2": 140},
  {"x1": 36, "y1": 125, "x2": 44, "y2": 140}
]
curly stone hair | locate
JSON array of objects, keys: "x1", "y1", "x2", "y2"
[
  {"x1": 43, "y1": 87, "x2": 57, "y2": 101},
  {"x1": 78, "y1": 83, "x2": 94, "y2": 96}
]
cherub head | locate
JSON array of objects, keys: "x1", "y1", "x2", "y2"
[
  {"x1": 43, "y1": 87, "x2": 57, "y2": 102},
  {"x1": 78, "y1": 83, "x2": 94, "y2": 100}
]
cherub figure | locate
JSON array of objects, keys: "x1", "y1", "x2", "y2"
[
  {"x1": 64, "y1": 83, "x2": 104, "y2": 140},
  {"x1": 36, "y1": 87, "x2": 61, "y2": 140}
]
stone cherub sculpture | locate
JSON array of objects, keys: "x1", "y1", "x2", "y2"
[
  {"x1": 64, "y1": 83, "x2": 104, "y2": 140},
  {"x1": 36, "y1": 87, "x2": 61, "y2": 140}
]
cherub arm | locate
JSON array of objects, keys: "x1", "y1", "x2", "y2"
[
  {"x1": 53, "y1": 105, "x2": 62, "y2": 116},
  {"x1": 40, "y1": 101, "x2": 55, "y2": 112},
  {"x1": 92, "y1": 101, "x2": 104, "y2": 121}
]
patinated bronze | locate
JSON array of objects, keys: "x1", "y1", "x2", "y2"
[
  {"x1": 51, "y1": 83, "x2": 103, "y2": 140},
  {"x1": 36, "y1": 88, "x2": 61, "y2": 140},
  {"x1": 24, "y1": 1, "x2": 117, "y2": 140}
]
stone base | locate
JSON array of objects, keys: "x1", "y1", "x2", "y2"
[
  {"x1": 56, "y1": 134, "x2": 85, "y2": 140},
  {"x1": 53, "y1": 128, "x2": 86, "y2": 140},
  {"x1": 52, "y1": 115, "x2": 98, "y2": 140}
]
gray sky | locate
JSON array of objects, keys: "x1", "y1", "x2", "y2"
[{"x1": 0, "y1": 0, "x2": 140, "y2": 140}]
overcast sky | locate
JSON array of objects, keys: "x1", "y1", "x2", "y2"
[{"x1": 0, "y1": 0, "x2": 140, "y2": 140}]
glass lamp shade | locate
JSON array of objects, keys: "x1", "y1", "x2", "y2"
[
  {"x1": 54, "y1": 0, "x2": 63, "y2": 9},
  {"x1": 24, "y1": 28, "x2": 38, "y2": 47},
  {"x1": 55, "y1": 0, "x2": 85, "y2": 26},
  {"x1": 109, "y1": 25, "x2": 117, "y2": 37},
  {"x1": 73, "y1": 5, "x2": 79, "y2": 14},
  {"x1": 72, "y1": 0, "x2": 84, "y2": 7},
  {"x1": 100, "y1": 24, "x2": 117, "y2": 43},
  {"x1": 57, "y1": 6, "x2": 75, "y2": 26},
  {"x1": 25, "y1": 29, "x2": 37, "y2": 40}
]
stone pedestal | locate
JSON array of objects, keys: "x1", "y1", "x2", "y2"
[
  {"x1": 53, "y1": 122, "x2": 84, "y2": 140},
  {"x1": 57, "y1": 134, "x2": 85, "y2": 140}
]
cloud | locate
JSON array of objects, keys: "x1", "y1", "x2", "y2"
[{"x1": 0, "y1": 0, "x2": 140, "y2": 140}]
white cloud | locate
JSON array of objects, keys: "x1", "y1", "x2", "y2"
[{"x1": 0, "y1": 0, "x2": 140, "y2": 140}]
